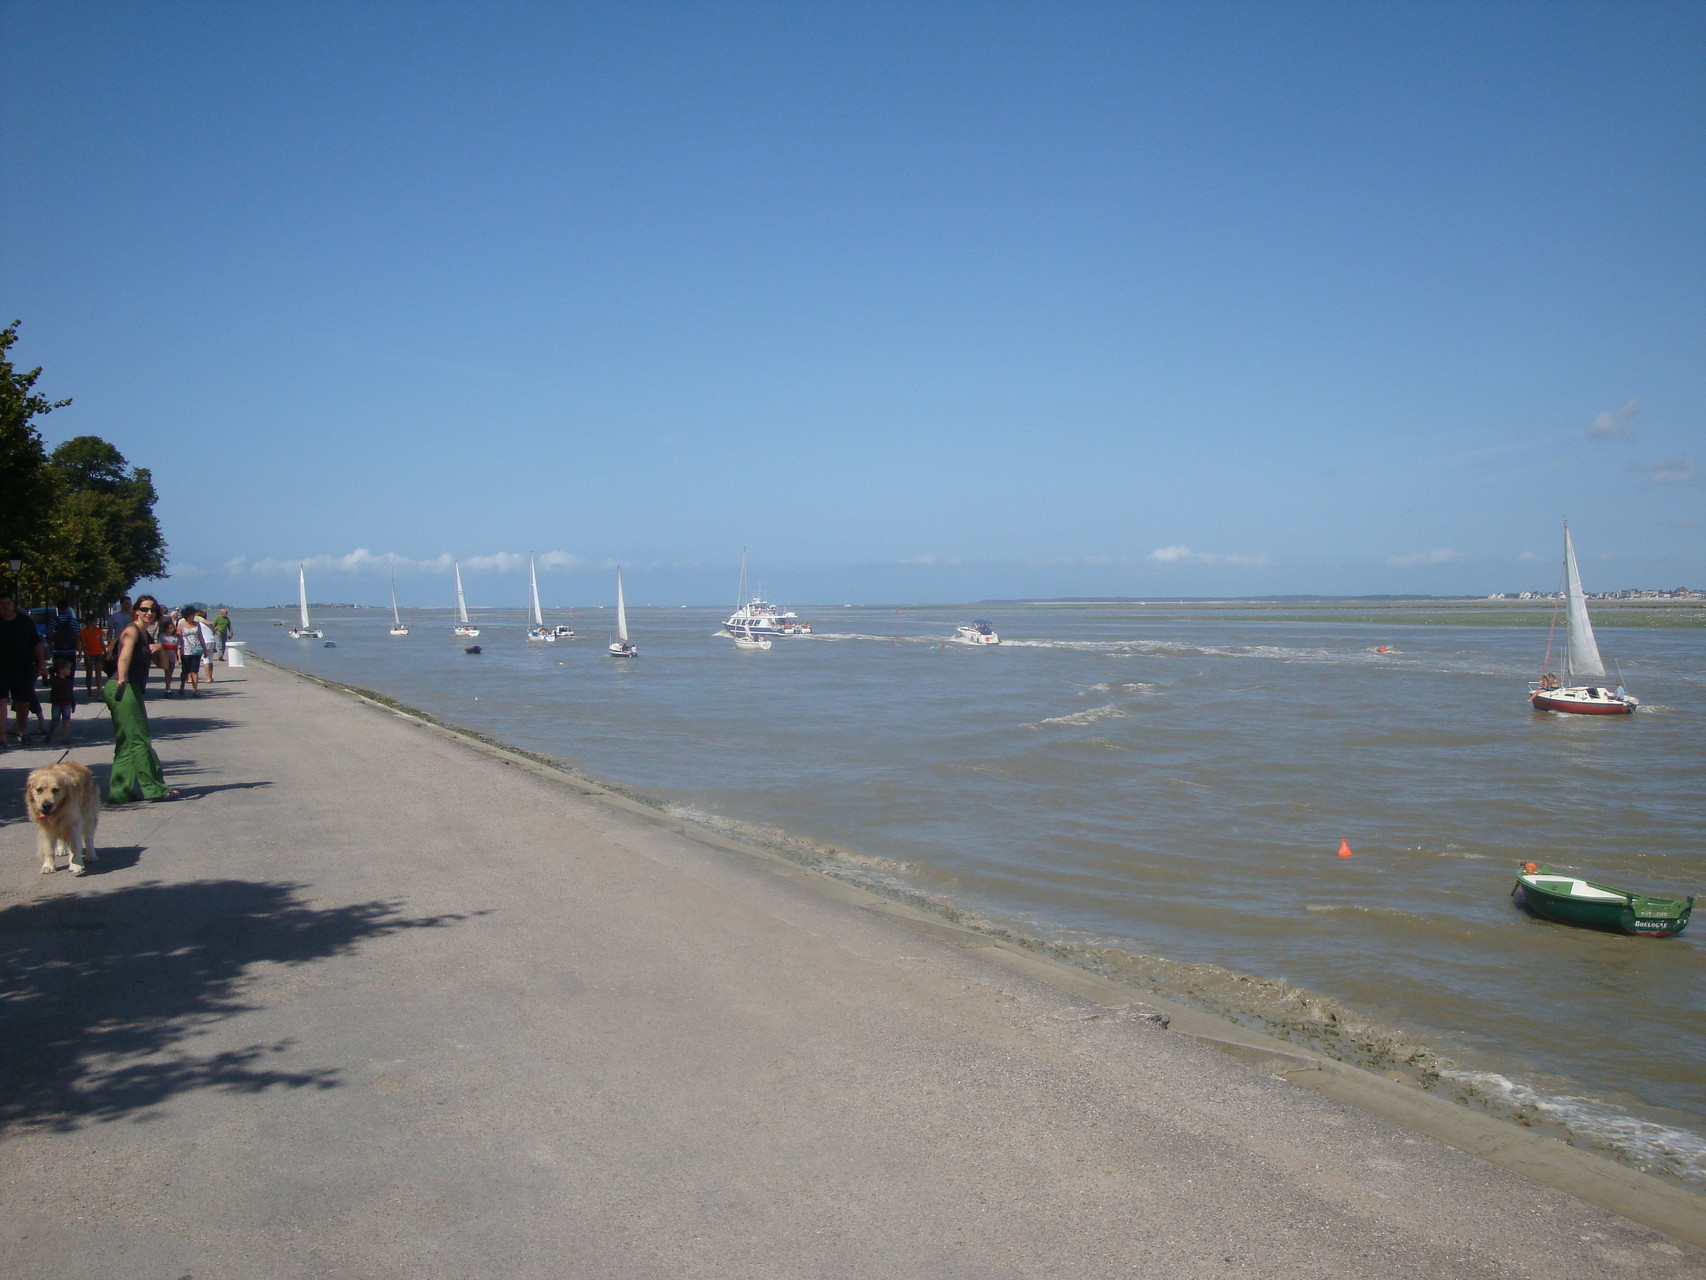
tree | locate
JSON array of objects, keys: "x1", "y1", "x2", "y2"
[
  {"x1": 0, "y1": 320, "x2": 69, "y2": 586},
  {"x1": 49, "y1": 436, "x2": 168, "y2": 600},
  {"x1": 0, "y1": 323, "x2": 169, "y2": 609}
]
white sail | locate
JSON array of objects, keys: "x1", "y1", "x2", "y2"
[
  {"x1": 530, "y1": 554, "x2": 545, "y2": 626},
  {"x1": 390, "y1": 565, "x2": 402, "y2": 626},
  {"x1": 455, "y1": 561, "x2": 470, "y2": 625},
  {"x1": 1562, "y1": 524, "x2": 1606, "y2": 681},
  {"x1": 298, "y1": 565, "x2": 311, "y2": 630},
  {"x1": 615, "y1": 568, "x2": 629, "y2": 643}
]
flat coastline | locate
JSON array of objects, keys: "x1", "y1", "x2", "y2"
[{"x1": 2, "y1": 658, "x2": 1701, "y2": 1274}]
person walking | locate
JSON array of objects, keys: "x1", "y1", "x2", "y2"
[
  {"x1": 156, "y1": 608, "x2": 179, "y2": 695},
  {"x1": 208, "y1": 607, "x2": 233, "y2": 681},
  {"x1": 102, "y1": 595, "x2": 178, "y2": 802},
  {"x1": 0, "y1": 594, "x2": 47, "y2": 748},
  {"x1": 176, "y1": 606, "x2": 208, "y2": 696},
  {"x1": 47, "y1": 654, "x2": 76, "y2": 745},
  {"x1": 106, "y1": 595, "x2": 133, "y2": 645},
  {"x1": 78, "y1": 615, "x2": 106, "y2": 697}
]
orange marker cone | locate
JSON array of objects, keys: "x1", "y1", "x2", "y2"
[{"x1": 1336, "y1": 839, "x2": 1354, "y2": 858}]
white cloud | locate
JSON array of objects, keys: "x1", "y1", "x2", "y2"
[
  {"x1": 244, "y1": 549, "x2": 583, "y2": 575},
  {"x1": 1386, "y1": 548, "x2": 1465, "y2": 568},
  {"x1": 1516, "y1": 550, "x2": 1541, "y2": 563},
  {"x1": 1641, "y1": 457, "x2": 1696, "y2": 485},
  {"x1": 1146, "y1": 546, "x2": 1271, "y2": 568},
  {"x1": 1586, "y1": 397, "x2": 1642, "y2": 439},
  {"x1": 898, "y1": 554, "x2": 963, "y2": 566}
]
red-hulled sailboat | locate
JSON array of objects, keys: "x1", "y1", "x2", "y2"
[{"x1": 1528, "y1": 524, "x2": 1637, "y2": 715}]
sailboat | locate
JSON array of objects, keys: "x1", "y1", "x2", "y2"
[
  {"x1": 526, "y1": 553, "x2": 555, "y2": 642},
  {"x1": 388, "y1": 561, "x2": 409, "y2": 636},
  {"x1": 1529, "y1": 523, "x2": 1637, "y2": 714},
  {"x1": 289, "y1": 564, "x2": 323, "y2": 638},
  {"x1": 607, "y1": 567, "x2": 637, "y2": 658},
  {"x1": 452, "y1": 560, "x2": 481, "y2": 637}
]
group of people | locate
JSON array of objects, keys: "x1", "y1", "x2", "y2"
[{"x1": 0, "y1": 592, "x2": 235, "y2": 804}]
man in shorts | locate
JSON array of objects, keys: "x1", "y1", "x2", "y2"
[{"x1": 0, "y1": 595, "x2": 47, "y2": 747}]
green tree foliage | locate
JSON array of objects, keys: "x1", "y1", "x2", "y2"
[
  {"x1": 0, "y1": 323, "x2": 168, "y2": 609},
  {"x1": 0, "y1": 320, "x2": 69, "y2": 583}
]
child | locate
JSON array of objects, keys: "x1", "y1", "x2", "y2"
[
  {"x1": 48, "y1": 655, "x2": 76, "y2": 745},
  {"x1": 79, "y1": 617, "x2": 106, "y2": 696}
]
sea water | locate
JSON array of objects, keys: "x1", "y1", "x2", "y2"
[{"x1": 235, "y1": 603, "x2": 1705, "y2": 1187}]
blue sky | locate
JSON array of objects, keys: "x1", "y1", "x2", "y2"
[{"x1": 4, "y1": 2, "x2": 1702, "y2": 607}]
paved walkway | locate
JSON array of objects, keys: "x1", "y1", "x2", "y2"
[{"x1": 1, "y1": 662, "x2": 1701, "y2": 1278}]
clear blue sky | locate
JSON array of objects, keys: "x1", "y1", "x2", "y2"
[{"x1": 4, "y1": 1, "x2": 1702, "y2": 607}]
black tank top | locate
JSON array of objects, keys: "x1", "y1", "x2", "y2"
[{"x1": 123, "y1": 625, "x2": 153, "y2": 687}]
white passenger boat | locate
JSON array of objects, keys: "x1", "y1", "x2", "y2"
[
  {"x1": 954, "y1": 620, "x2": 1000, "y2": 645},
  {"x1": 452, "y1": 560, "x2": 481, "y2": 638},
  {"x1": 289, "y1": 565, "x2": 324, "y2": 638},
  {"x1": 1528, "y1": 524, "x2": 1636, "y2": 715},
  {"x1": 724, "y1": 548, "x2": 810, "y2": 636},
  {"x1": 525, "y1": 554, "x2": 555, "y2": 642}
]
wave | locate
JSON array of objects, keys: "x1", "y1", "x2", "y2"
[
  {"x1": 1439, "y1": 1069, "x2": 1706, "y2": 1189},
  {"x1": 1025, "y1": 704, "x2": 1128, "y2": 729}
]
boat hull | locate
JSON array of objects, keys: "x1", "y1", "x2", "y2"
[
  {"x1": 1530, "y1": 686, "x2": 1635, "y2": 714},
  {"x1": 1515, "y1": 874, "x2": 1692, "y2": 937}
]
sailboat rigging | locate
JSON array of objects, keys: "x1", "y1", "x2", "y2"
[
  {"x1": 607, "y1": 567, "x2": 637, "y2": 658},
  {"x1": 452, "y1": 560, "x2": 480, "y2": 637},
  {"x1": 1529, "y1": 523, "x2": 1637, "y2": 714},
  {"x1": 289, "y1": 564, "x2": 323, "y2": 638},
  {"x1": 526, "y1": 553, "x2": 555, "y2": 642}
]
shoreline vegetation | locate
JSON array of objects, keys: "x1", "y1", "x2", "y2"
[{"x1": 253, "y1": 650, "x2": 1706, "y2": 1198}]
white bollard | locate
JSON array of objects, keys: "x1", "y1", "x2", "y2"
[{"x1": 224, "y1": 641, "x2": 247, "y2": 667}]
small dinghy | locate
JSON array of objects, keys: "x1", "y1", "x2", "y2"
[
  {"x1": 464, "y1": 645, "x2": 482, "y2": 655},
  {"x1": 1513, "y1": 864, "x2": 1692, "y2": 936}
]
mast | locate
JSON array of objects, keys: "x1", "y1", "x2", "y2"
[
  {"x1": 390, "y1": 561, "x2": 402, "y2": 625},
  {"x1": 530, "y1": 554, "x2": 545, "y2": 627},
  {"x1": 298, "y1": 564, "x2": 311, "y2": 629},
  {"x1": 1562, "y1": 523, "x2": 1606, "y2": 681},
  {"x1": 454, "y1": 560, "x2": 470, "y2": 625},
  {"x1": 615, "y1": 568, "x2": 629, "y2": 642}
]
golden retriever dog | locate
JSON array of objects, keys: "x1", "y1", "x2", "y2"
[{"x1": 25, "y1": 759, "x2": 100, "y2": 876}]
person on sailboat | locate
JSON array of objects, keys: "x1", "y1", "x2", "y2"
[{"x1": 1539, "y1": 671, "x2": 1561, "y2": 691}]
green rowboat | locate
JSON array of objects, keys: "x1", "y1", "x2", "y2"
[{"x1": 1514, "y1": 866, "x2": 1693, "y2": 937}]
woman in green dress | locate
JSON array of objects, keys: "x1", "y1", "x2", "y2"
[{"x1": 103, "y1": 595, "x2": 179, "y2": 803}]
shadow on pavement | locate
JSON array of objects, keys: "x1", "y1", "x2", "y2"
[{"x1": 0, "y1": 880, "x2": 470, "y2": 1132}]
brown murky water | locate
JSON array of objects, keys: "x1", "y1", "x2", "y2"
[{"x1": 241, "y1": 603, "x2": 1705, "y2": 1186}]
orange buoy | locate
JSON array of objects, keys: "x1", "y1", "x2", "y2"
[
  {"x1": 1521, "y1": 861, "x2": 1538, "y2": 874},
  {"x1": 1376, "y1": 647, "x2": 1389, "y2": 653},
  {"x1": 1336, "y1": 839, "x2": 1354, "y2": 858}
]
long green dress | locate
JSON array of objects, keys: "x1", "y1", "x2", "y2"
[{"x1": 103, "y1": 629, "x2": 170, "y2": 803}]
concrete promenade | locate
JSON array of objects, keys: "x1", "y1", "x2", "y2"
[{"x1": 1, "y1": 660, "x2": 1701, "y2": 1278}]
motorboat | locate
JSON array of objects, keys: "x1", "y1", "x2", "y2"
[
  {"x1": 1528, "y1": 524, "x2": 1635, "y2": 714},
  {"x1": 954, "y1": 620, "x2": 1000, "y2": 645}
]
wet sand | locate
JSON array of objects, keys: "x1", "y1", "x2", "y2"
[{"x1": 0, "y1": 659, "x2": 1701, "y2": 1277}]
